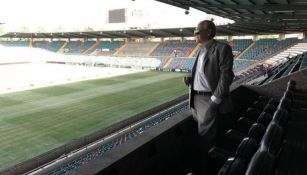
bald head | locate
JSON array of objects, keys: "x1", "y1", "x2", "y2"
[{"x1": 195, "y1": 20, "x2": 216, "y2": 43}]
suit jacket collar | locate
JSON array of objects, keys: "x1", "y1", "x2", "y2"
[
  {"x1": 203, "y1": 39, "x2": 216, "y2": 66},
  {"x1": 191, "y1": 39, "x2": 217, "y2": 86},
  {"x1": 200, "y1": 39, "x2": 215, "y2": 50},
  {"x1": 195, "y1": 39, "x2": 216, "y2": 63}
]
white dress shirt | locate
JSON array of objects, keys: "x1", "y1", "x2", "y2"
[
  {"x1": 193, "y1": 45, "x2": 211, "y2": 92},
  {"x1": 193, "y1": 40, "x2": 222, "y2": 104}
]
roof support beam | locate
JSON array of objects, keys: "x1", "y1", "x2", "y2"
[{"x1": 192, "y1": 4, "x2": 307, "y2": 11}]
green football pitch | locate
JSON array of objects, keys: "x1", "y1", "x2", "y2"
[{"x1": 0, "y1": 71, "x2": 187, "y2": 170}]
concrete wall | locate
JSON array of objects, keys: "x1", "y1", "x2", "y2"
[{"x1": 72, "y1": 111, "x2": 199, "y2": 175}]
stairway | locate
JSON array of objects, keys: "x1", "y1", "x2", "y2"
[
  {"x1": 237, "y1": 41, "x2": 255, "y2": 59},
  {"x1": 163, "y1": 58, "x2": 173, "y2": 69},
  {"x1": 264, "y1": 42, "x2": 307, "y2": 65},
  {"x1": 83, "y1": 41, "x2": 101, "y2": 55},
  {"x1": 29, "y1": 39, "x2": 33, "y2": 48},
  {"x1": 57, "y1": 42, "x2": 68, "y2": 54},
  {"x1": 146, "y1": 43, "x2": 160, "y2": 56},
  {"x1": 113, "y1": 43, "x2": 127, "y2": 56}
]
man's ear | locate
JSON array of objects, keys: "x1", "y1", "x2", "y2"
[{"x1": 207, "y1": 29, "x2": 212, "y2": 37}]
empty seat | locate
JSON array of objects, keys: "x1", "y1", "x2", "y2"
[
  {"x1": 211, "y1": 130, "x2": 262, "y2": 165},
  {"x1": 217, "y1": 138, "x2": 258, "y2": 175},
  {"x1": 259, "y1": 123, "x2": 283, "y2": 156},
  {"x1": 218, "y1": 157, "x2": 246, "y2": 175},
  {"x1": 247, "y1": 123, "x2": 266, "y2": 143},
  {"x1": 246, "y1": 108, "x2": 263, "y2": 120},
  {"x1": 252, "y1": 98, "x2": 278, "y2": 110},
  {"x1": 226, "y1": 123, "x2": 266, "y2": 151},
  {"x1": 235, "y1": 137, "x2": 258, "y2": 160},
  {"x1": 263, "y1": 104, "x2": 277, "y2": 115},
  {"x1": 257, "y1": 112, "x2": 273, "y2": 126},
  {"x1": 252, "y1": 101, "x2": 267, "y2": 109},
  {"x1": 245, "y1": 150, "x2": 275, "y2": 175},
  {"x1": 257, "y1": 96, "x2": 269, "y2": 102},
  {"x1": 278, "y1": 97, "x2": 292, "y2": 110},
  {"x1": 271, "y1": 108, "x2": 288, "y2": 127},
  {"x1": 267, "y1": 98, "x2": 279, "y2": 106},
  {"x1": 208, "y1": 146, "x2": 232, "y2": 164},
  {"x1": 236, "y1": 112, "x2": 272, "y2": 132},
  {"x1": 213, "y1": 80, "x2": 295, "y2": 175}
]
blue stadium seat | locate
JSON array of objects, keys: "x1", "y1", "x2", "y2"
[
  {"x1": 151, "y1": 40, "x2": 197, "y2": 57},
  {"x1": 241, "y1": 38, "x2": 298, "y2": 60}
]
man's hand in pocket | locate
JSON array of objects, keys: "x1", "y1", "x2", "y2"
[{"x1": 209, "y1": 100, "x2": 219, "y2": 110}]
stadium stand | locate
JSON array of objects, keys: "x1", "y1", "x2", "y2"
[
  {"x1": 116, "y1": 42, "x2": 158, "y2": 56},
  {"x1": 233, "y1": 64, "x2": 266, "y2": 85},
  {"x1": 216, "y1": 39, "x2": 228, "y2": 43},
  {"x1": 192, "y1": 39, "x2": 228, "y2": 57},
  {"x1": 163, "y1": 58, "x2": 194, "y2": 71},
  {"x1": 33, "y1": 41, "x2": 49, "y2": 50},
  {"x1": 299, "y1": 53, "x2": 307, "y2": 70},
  {"x1": 157, "y1": 57, "x2": 256, "y2": 73},
  {"x1": 50, "y1": 41, "x2": 66, "y2": 52},
  {"x1": 0, "y1": 40, "x2": 29, "y2": 47},
  {"x1": 63, "y1": 41, "x2": 95, "y2": 55},
  {"x1": 33, "y1": 40, "x2": 66, "y2": 52},
  {"x1": 240, "y1": 38, "x2": 298, "y2": 60},
  {"x1": 233, "y1": 60, "x2": 256, "y2": 72},
  {"x1": 0, "y1": 39, "x2": 266, "y2": 83},
  {"x1": 90, "y1": 41, "x2": 124, "y2": 56},
  {"x1": 150, "y1": 40, "x2": 197, "y2": 57},
  {"x1": 265, "y1": 42, "x2": 307, "y2": 66},
  {"x1": 229, "y1": 39, "x2": 253, "y2": 56},
  {"x1": 258, "y1": 52, "x2": 307, "y2": 85},
  {"x1": 229, "y1": 39, "x2": 253, "y2": 52},
  {"x1": 156, "y1": 57, "x2": 171, "y2": 70}
]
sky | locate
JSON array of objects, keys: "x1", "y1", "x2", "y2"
[{"x1": 0, "y1": 0, "x2": 233, "y2": 33}]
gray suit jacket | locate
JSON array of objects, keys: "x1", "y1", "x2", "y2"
[{"x1": 189, "y1": 39, "x2": 234, "y2": 114}]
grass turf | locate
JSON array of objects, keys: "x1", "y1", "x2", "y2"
[{"x1": 0, "y1": 71, "x2": 187, "y2": 170}]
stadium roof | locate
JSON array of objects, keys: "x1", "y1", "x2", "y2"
[
  {"x1": 1, "y1": 22, "x2": 297, "y2": 39},
  {"x1": 0, "y1": 26, "x2": 256, "y2": 39},
  {"x1": 2, "y1": 0, "x2": 307, "y2": 39},
  {"x1": 0, "y1": 28, "x2": 192, "y2": 38},
  {"x1": 157, "y1": 0, "x2": 307, "y2": 34}
]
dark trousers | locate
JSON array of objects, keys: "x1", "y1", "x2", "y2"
[
  {"x1": 191, "y1": 94, "x2": 219, "y2": 140},
  {"x1": 191, "y1": 94, "x2": 219, "y2": 174}
]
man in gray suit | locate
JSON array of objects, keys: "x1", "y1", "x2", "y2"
[{"x1": 183, "y1": 20, "x2": 234, "y2": 145}]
